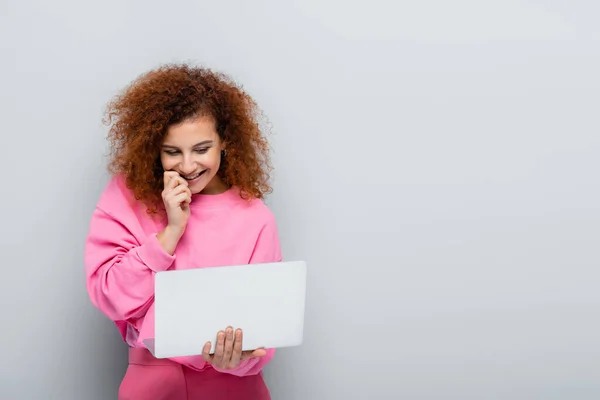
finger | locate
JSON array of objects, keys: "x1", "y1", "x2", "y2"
[
  {"x1": 253, "y1": 348, "x2": 267, "y2": 357},
  {"x1": 223, "y1": 327, "x2": 234, "y2": 364},
  {"x1": 230, "y1": 329, "x2": 243, "y2": 366},
  {"x1": 169, "y1": 176, "x2": 187, "y2": 191},
  {"x1": 201, "y1": 341, "x2": 212, "y2": 362},
  {"x1": 165, "y1": 184, "x2": 189, "y2": 200},
  {"x1": 163, "y1": 171, "x2": 179, "y2": 189},
  {"x1": 164, "y1": 173, "x2": 187, "y2": 191},
  {"x1": 182, "y1": 186, "x2": 192, "y2": 204},
  {"x1": 240, "y1": 348, "x2": 267, "y2": 361},
  {"x1": 168, "y1": 192, "x2": 191, "y2": 208},
  {"x1": 214, "y1": 331, "x2": 226, "y2": 364}
]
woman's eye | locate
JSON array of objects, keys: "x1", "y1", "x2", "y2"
[{"x1": 163, "y1": 148, "x2": 208, "y2": 156}]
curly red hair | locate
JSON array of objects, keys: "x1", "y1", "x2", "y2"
[{"x1": 103, "y1": 63, "x2": 273, "y2": 214}]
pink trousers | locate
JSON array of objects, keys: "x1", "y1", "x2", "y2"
[{"x1": 118, "y1": 347, "x2": 271, "y2": 400}]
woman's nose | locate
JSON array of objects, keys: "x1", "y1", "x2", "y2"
[{"x1": 180, "y1": 158, "x2": 196, "y2": 175}]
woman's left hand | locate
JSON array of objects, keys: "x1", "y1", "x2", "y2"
[{"x1": 202, "y1": 327, "x2": 267, "y2": 370}]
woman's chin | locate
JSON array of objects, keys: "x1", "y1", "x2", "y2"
[
  {"x1": 192, "y1": 175, "x2": 227, "y2": 195},
  {"x1": 187, "y1": 179, "x2": 207, "y2": 195},
  {"x1": 190, "y1": 186, "x2": 207, "y2": 195}
]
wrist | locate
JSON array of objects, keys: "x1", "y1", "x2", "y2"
[
  {"x1": 165, "y1": 224, "x2": 185, "y2": 239},
  {"x1": 157, "y1": 225, "x2": 184, "y2": 255}
]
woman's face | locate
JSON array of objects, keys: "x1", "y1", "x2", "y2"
[{"x1": 160, "y1": 116, "x2": 227, "y2": 195}]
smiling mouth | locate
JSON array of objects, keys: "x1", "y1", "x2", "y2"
[{"x1": 182, "y1": 170, "x2": 206, "y2": 181}]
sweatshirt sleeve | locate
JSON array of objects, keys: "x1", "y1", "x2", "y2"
[
  {"x1": 84, "y1": 205, "x2": 176, "y2": 322},
  {"x1": 212, "y1": 210, "x2": 282, "y2": 376}
]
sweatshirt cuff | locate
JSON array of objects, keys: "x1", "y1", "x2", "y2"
[{"x1": 136, "y1": 233, "x2": 176, "y2": 272}]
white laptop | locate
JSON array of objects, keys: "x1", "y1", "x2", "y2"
[{"x1": 145, "y1": 260, "x2": 307, "y2": 359}]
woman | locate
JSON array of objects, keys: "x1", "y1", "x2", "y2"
[{"x1": 84, "y1": 63, "x2": 281, "y2": 399}]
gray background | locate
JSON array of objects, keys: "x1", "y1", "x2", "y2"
[{"x1": 1, "y1": 1, "x2": 599, "y2": 399}]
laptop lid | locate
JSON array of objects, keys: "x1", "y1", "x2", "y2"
[{"x1": 147, "y1": 260, "x2": 307, "y2": 359}]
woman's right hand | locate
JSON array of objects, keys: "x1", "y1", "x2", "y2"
[
  {"x1": 162, "y1": 171, "x2": 192, "y2": 233},
  {"x1": 157, "y1": 171, "x2": 192, "y2": 254}
]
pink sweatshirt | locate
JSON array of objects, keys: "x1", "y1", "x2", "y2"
[{"x1": 84, "y1": 174, "x2": 282, "y2": 376}]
